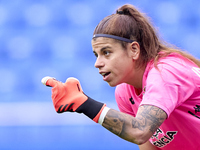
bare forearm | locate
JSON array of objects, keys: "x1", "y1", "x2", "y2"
[
  {"x1": 102, "y1": 109, "x2": 144, "y2": 144},
  {"x1": 102, "y1": 105, "x2": 167, "y2": 145}
]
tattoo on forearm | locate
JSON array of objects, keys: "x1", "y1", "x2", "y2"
[
  {"x1": 102, "y1": 109, "x2": 125, "y2": 136},
  {"x1": 102, "y1": 105, "x2": 167, "y2": 143},
  {"x1": 134, "y1": 105, "x2": 166, "y2": 133}
]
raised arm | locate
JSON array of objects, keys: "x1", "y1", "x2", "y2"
[
  {"x1": 102, "y1": 105, "x2": 167, "y2": 145},
  {"x1": 41, "y1": 77, "x2": 167, "y2": 147}
]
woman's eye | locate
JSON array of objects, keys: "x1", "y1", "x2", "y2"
[{"x1": 103, "y1": 51, "x2": 110, "y2": 56}]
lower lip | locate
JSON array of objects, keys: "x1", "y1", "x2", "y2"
[{"x1": 103, "y1": 73, "x2": 110, "y2": 81}]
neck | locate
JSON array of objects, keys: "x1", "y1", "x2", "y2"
[{"x1": 128, "y1": 65, "x2": 146, "y2": 89}]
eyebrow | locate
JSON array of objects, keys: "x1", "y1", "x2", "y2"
[{"x1": 93, "y1": 46, "x2": 112, "y2": 54}]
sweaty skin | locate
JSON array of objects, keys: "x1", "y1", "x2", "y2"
[{"x1": 102, "y1": 105, "x2": 167, "y2": 145}]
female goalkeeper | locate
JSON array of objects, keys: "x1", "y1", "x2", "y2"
[{"x1": 42, "y1": 4, "x2": 200, "y2": 150}]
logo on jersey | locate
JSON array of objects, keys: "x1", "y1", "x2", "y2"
[
  {"x1": 188, "y1": 105, "x2": 200, "y2": 119},
  {"x1": 150, "y1": 128, "x2": 178, "y2": 148},
  {"x1": 129, "y1": 97, "x2": 135, "y2": 104}
]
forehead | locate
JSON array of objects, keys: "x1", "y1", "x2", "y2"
[{"x1": 92, "y1": 37, "x2": 122, "y2": 51}]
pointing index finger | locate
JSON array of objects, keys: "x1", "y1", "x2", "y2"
[{"x1": 41, "y1": 76, "x2": 57, "y2": 87}]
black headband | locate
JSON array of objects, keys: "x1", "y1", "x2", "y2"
[{"x1": 93, "y1": 34, "x2": 134, "y2": 43}]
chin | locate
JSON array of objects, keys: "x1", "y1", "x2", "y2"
[
  {"x1": 107, "y1": 81, "x2": 120, "y2": 87},
  {"x1": 108, "y1": 84, "x2": 116, "y2": 87}
]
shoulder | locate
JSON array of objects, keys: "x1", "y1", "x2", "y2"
[
  {"x1": 115, "y1": 83, "x2": 128, "y2": 100},
  {"x1": 148, "y1": 53, "x2": 197, "y2": 81},
  {"x1": 146, "y1": 53, "x2": 197, "y2": 93},
  {"x1": 115, "y1": 83, "x2": 137, "y2": 116},
  {"x1": 115, "y1": 83, "x2": 128, "y2": 93},
  {"x1": 115, "y1": 83, "x2": 135, "y2": 97},
  {"x1": 115, "y1": 83, "x2": 134, "y2": 105},
  {"x1": 157, "y1": 52, "x2": 197, "y2": 70}
]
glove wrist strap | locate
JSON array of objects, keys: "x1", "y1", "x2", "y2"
[{"x1": 75, "y1": 96, "x2": 106, "y2": 123}]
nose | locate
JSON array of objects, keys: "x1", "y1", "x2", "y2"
[{"x1": 94, "y1": 57, "x2": 104, "y2": 68}]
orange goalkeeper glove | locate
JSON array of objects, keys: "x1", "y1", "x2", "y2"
[{"x1": 41, "y1": 76, "x2": 106, "y2": 123}]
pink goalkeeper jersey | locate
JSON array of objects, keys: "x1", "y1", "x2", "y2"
[{"x1": 115, "y1": 53, "x2": 200, "y2": 149}]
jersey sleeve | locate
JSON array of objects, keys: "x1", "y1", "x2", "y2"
[
  {"x1": 141, "y1": 57, "x2": 196, "y2": 117},
  {"x1": 115, "y1": 84, "x2": 136, "y2": 117}
]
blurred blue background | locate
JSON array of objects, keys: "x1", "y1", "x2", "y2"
[{"x1": 0, "y1": 0, "x2": 200, "y2": 149}]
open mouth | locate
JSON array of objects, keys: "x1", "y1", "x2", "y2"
[{"x1": 101, "y1": 72, "x2": 111, "y2": 78}]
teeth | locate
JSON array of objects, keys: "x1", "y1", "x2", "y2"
[
  {"x1": 101, "y1": 72, "x2": 110, "y2": 77},
  {"x1": 101, "y1": 73, "x2": 107, "y2": 76}
]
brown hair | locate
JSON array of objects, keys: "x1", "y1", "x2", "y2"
[{"x1": 93, "y1": 4, "x2": 200, "y2": 68}]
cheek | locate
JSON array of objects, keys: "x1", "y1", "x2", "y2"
[
  {"x1": 115, "y1": 59, "x2": 134, "y2": 79},
  {"x1": 109, "y1": 52, "x2": 132, "y2": 74},
  {"x1": 112, "y1": 60, "x2": 129, "y2": 76}
]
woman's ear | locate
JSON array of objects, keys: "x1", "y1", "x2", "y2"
[{"x1": 129, "y1": 42, "x2": 140, "y2": 60}]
